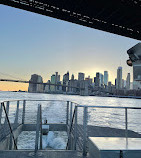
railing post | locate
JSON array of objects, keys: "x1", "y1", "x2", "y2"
[
  {"x1": 14, "y1": 101, "x2": 19, "y2": 126},
  {"x1": 125, "y1": 108, "x2": 128, "y2": 139},
  {"x1": 40, "y1": 105, "x2": 42, "y2": 150},
  {"x1": 2, "y1": 102, "x2": 17, "y2": 150},
  {"x1": 35, "y1": 105, "x2": 40, "y2": 152},
  {"x1": 22, "y1": 100, "x2": 26, "y2": 124},
  {"x1": 74, "y1": 106, "x2": 78, "y2": 150},
  {"x1": 68, "y1": 102, "x2": 73, "y2": 149},
  {"x1": 0, "y1": 103, "x2": 2, "y2": 128},
  {"x1": 4, "y1": 101, "x2": 9, "y2": 124},
  {"x1": 70, "y1": 102, "x2": 72, "y2": 126},
  {"x1": 9, "y1": 133, "x2": 13, "y2": 150},
  {"x1": 66, "y1": 101, "x2": 69, "y2": 125},
  {"x1": 83, "y1": 106, "x2": 88, "y2": 156}
]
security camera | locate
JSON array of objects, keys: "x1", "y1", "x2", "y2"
[{"x1": 127, "y1": 43, "x2": 141, "y2": 81}]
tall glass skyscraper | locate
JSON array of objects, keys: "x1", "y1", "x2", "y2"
[
  {"x1": 116, "y1": 67, "x2": 122, "y2": 89},
  {"x1": 104, "y1": 71, "x2": 108, "y2": 86}
]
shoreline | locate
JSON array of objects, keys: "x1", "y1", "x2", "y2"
[{"x1": 0, "y1": 91, "x2": 141, "y2": 99}]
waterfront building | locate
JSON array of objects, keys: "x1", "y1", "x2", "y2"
[
  {"x1": 55, "y1": 72, "x2": 61, "y2": 91},
  {"x1": 108, "y1": 81, "x2": 112, "y2": 92},
  {"x1": 71, "y1": 74, "x2": 74, "y2": 80},
  {"x1": 44, "y1": 80, "x2": 51, "y2": 93},
  {"x1": 63, "y1": 71, "x2": 69, "y2": 82},
  {"x1": 28, "y1": 74, "x2": 44, "y2": 93},
  {"x1": 133, "y1": 81, "x2": 141, "y2": 90},
  {"x1": 115, "y1": 78, "x2": 117, "y2": 87},
  {"x1": 79, "y1": 80, "x2": 89, "y2": 96},
  {"x1": 63, "y1": 71, "x2": 69, "y2": 92},
  {"x1": 36, "y1": 76, "x2": 44, "y2": 92},
  {"x1": 56, "y1": 81, "x2": 62, "y2": 92},
  {"x1": 78, "y1": 72, "x2": 85, "y2": 81},
  {"x1": 68, "y1": 79, "x2": 78, "y2": 94},
  {"x1": 104, "y1": 71, "x2": 108, "y2": 86},
  {"x1": 126, "y1": 73, "x2": 130, "y2": 90},
  {"x1": 116, "y1": 67, "x2": 122, "y2": 89},
  {"x1": 85, "y1": 77, "x2": 92, "y2": 85},
  {"x1": 50, "y1": 74, "x2": 56, "y2": 92},
  {"x1": 122, "y1": 79, "x2": 126, "y2": 89},
  {"x1": 95, "y1": 72, "x2": 100, "y2": 87},
  {"x1": 100, "y1": 73, "x2": 103, "y2": 86}
]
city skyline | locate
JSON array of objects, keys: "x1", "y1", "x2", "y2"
[
  {"x1": 0, "y1": 66, "x2": 132, "y2": 91},
  {"x1": 28, "y1": 66, "x2": 134, "y2": 96},
  {"x1": 0, "y1": 5, "x2": 139, "y2": 91}
]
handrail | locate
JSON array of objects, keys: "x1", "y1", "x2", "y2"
[
  {"x1": 35, "y1": 104, "x2": 42, "y2": 152},
  {"x1": 1, "y1": 99, "x2": 140, "y2": 109},
  {"x1": 66, "y1": 108, "x2": 76, "y2": 150},
  {"x1": 77, "y1": 105, "x2": 141, "y2": 109},
  {"x1": 1, "y1": 102, "x2": 17, "y2": 150},
  {"x1": 0, "y1": 100, "x2": 79, "y2": 106}
]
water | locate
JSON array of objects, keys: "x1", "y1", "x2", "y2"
[{"x1": 0, "y1": 91, "x2": 141, "y2": 149}]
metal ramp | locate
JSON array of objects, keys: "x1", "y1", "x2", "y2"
[
  {"x1": 0, "y1": 99, "x2": 141, "y2": 158},
  {"x1": 0, "y1": 150, "x2": 83, "y2": 158}
]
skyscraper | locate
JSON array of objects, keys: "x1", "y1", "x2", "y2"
[
  {"x1": 50, "y1": 74, "x2": 56, "y2": 91},
  {"x1": 28, "y1": 74, "x2": 44, "y2": 93},
  {"x1": 126, "y1": 73, "x2": 130, "y2": 90},
  {"x1": 99, "y1": 73, "x2": 103, "y2": 86},
  {"x1": 95, "y1": 72, "x2": 100, "y2": 87},
  {"x1": 71, "y1": 74, "x2": 74, "y2": 80},
  {"x1": 104, "y1": 71, "x2": 108, "y2": 86},
  {"x1": 63, "y1": 71, "x2": 69, "y2": 92},
  {"x1": 78, "y1": 72, "x2": 85, "y2": 81},
  {"x1": 116, "y1": 67, "x2": 122, "y2": 89},
  {"x1": 63, "y1": 71, "x2": 69, "y2": 83}
]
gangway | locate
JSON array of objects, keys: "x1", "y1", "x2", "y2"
[{"x1": 0, "y1": 100, "x2": 141, "y2": 158}]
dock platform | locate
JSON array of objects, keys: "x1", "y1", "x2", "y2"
[{"x1": 89, "y1": 137, "x2": 141, "y2": 158}]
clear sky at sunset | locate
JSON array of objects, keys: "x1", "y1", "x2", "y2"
[{"x1": 0, "y1": 4, "x2": 140, "y2": 91}]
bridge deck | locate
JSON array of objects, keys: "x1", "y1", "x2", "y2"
[{"x1": 1, "y1": 0, "x2": 141, "y2": 40}]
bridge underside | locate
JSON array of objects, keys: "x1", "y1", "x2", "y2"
[{"x1": 1, "y1": 0, "x2": 141, "y2": 40}]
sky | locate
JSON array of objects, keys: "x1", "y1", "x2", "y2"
[{"x1": 0, "y1": 4, "x2": 140, "y2": 91}]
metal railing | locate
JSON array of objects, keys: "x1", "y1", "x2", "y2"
[
  {"x1": 0, "y1": 99, "x2": 75, "y2": 151},
  {"x1": 0, "y1": 99, "x2": 141, "y2": 156},
  {"x1": 35, "y1": 104, "x2": 42, "y2": 152},
  {"x1": 67, "y1": 104, "x2": 141, "y2": 156}
]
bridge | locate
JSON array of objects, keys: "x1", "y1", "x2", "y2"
[{"x1": 0, "y1": 0, "x2": 141, "y2": 40}]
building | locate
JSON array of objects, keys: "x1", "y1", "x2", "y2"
[
  {"x1": 44, "y1": 80, "x2": 51, "y2": 93},
  {"x1": 133, "y1": 81, "x2": 141, "y2": 90},
  {"x1": 115, "y1": 78, "x2": 117, "y2": 87},
  {"x1": 104, "y1": 71, "x2": 108, "y2": 86},
  {"x1": 94, "y1": 72, "x2": 100, "y2": 87},
  {"x1": 50, "y1": 74, "x2": 56, "y2": 92},
  {"x1": 122, "y1": 79, "x2": 126, "y2": 89},
  {"x1": 63, "y1": 71, "x2": 69, "y2": 92},
  {"x1": 28, "y1": 74, "x2": 44, "y2": 93},
  {"x1": 126, "y1": 73, "x2": 130, "y2": 90},
  {"x1": 71, "y1": 74, "x2": 74, "y2": 80},
  {"x1": 108, "y1": 81, "x2": 112, "y2": 92},
  {"x1": 116, "y1": 67, "x2": 122, "y2": 89},
  {"x1": 63, "y1": 71, "x2": 69, "y2": 83},
  {"x1": 99, "y1": 73, "x2": 103, "y2": 87},
  {"x1": 78, "y1": 72, "x2": 85, "y2": 81},
  {"x1": 85, "y1": 77, "x2": 92, "y2": 85}
]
